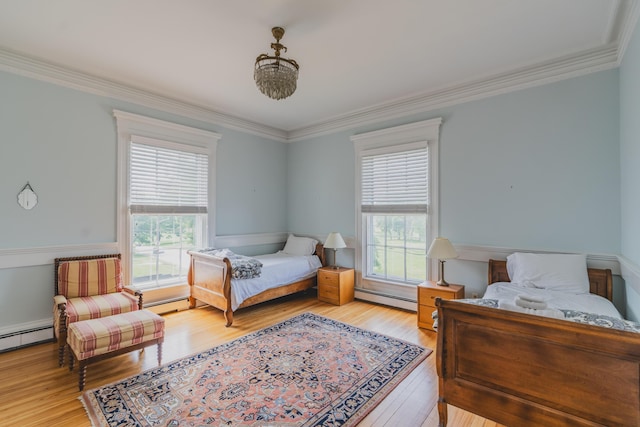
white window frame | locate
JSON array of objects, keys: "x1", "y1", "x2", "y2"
[
  {"x1": 114, "y1": 110, "x2": 221, "y2": 285},
  {"x1": 351, "y1": 118, "x2": 442, "y2": 301}
]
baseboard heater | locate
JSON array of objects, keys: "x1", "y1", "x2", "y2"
[
  {"x1": 0, "y1": 295, "x2": 193, "y2": 353},
  {"x1": 0, "y1": 325, "x2": 54, "y2": 353},
  {"x1": 144, "y1": 297, "x2": 192, "y2": 314},
  {"x1": 354, "y1": 289, "x2": 417, "y2": 312}
]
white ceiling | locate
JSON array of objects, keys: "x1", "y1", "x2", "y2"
[{"x1": 0, "y1": 1, "x2": 637, "y2": 140}]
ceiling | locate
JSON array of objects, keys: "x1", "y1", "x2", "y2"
[{"x1": 0, "y1": 1, "x2": 637, "y2": 140}]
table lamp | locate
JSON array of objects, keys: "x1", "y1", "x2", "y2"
[
  {"x1": 427, "y1": 237, "x2": 458, "y2": 286},
  {"x1": 324, "y1": 232, "x2": 346, "y2": 269}
]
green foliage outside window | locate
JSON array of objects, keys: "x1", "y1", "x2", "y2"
[
  {"x1": 132, "y1": 215, "x2": 201, "y2": 286},
  {"x1": 368, "y1": 214, "x2": 427, "y2": 283}
]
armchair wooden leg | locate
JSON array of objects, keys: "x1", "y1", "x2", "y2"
[
  {"x1": 157, "y1": 342, "x2": 163, "y2": 365},
  {"x1": 58, "y1": 344, "x2": 66, "y2": 367},
  {"x1": 78, "y1": 362, "x2": 87, "y2": 391},
  {"x1": 68, "y1": 348, "x2": 74, "y2": 372}
]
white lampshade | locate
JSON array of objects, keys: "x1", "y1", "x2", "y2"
[
  {"x1": 427, "y1": 237, "x2": 458, "y2": 260},
  {"x1": 324, "y1": 232, "x2": 346, "y2": 249}
]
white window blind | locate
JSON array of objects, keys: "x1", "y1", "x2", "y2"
[
  {"x1": 130, "y1": 141, "x2": 208, "y2": 214},
  {"x1": 361, "y1": 147, "x2": 428, "y2": 214}
]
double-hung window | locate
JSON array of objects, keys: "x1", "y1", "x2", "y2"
[
  {"x1": 352, "y1": 118, "x2": 441, "y2": 301},
  {"x1": 114, "y1": 111, "x2": 221, "y2": 292},
  {"x1": 129, "y1": 138, "x2": 208, "y2": 289}
]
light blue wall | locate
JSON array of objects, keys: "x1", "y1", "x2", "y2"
[
  {"x1": 620, "y1": 17, "x2": 640, "y2": 321},
  {"x1": 287, "y1": 70, "x2": 621, "y2": 298},
  {"x1": 287, "y1": 134, "x2": 355, "y2": 236},
  {"x1": 440, "y1": 72, "x2": 620, "y2": 253},
  {"x1": 0, "y1": 70, "x2": 287, "y2": 329},
  {"x1": 216, "y1": 128, "x2": 287, "y2": 235},
  {"x1": 0, "y1": 42, "x2": 634, "y2": 331},
  {"x1": 0, "y1": 74, "x2": 117, "y2": 247}
]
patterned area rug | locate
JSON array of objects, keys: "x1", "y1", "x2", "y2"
[{"x1": 80, "y1": 312, "x2": 430, "y2": 426}]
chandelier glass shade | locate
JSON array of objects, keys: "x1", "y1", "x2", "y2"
[{"x1": 254, "y1": 27, "x2": 299, "y2": 100}]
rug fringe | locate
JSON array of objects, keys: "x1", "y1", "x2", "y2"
[{"x1": 79, "y1": 392, "x2": 107, "y2": 427}]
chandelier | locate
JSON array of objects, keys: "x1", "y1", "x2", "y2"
[{"x1": 254, "y1": 27, "x2": 299, "y2": 100}]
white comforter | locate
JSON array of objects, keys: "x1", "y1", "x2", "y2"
[
  {"x1": 483, "y1": 282, "x2": 622, "y2": 319},
  {"x1": 230, "y1": 251, "x2": 322, "y2": 311}
]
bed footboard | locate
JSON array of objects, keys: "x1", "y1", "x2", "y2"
[
  {"x1": 436, "y1": 298, "x2": 640, "y2": 427},
  {"x1": 188, "y1": 251, "x2": 233, "y2": 326}
]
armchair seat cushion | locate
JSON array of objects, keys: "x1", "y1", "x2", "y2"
[{"x1": 54, "y1": 293, "x2": 139, "y2": 338}]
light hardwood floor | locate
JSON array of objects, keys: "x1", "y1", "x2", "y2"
[{"x1": 0, "y1": 291, "x2": 504, "y2": 426}]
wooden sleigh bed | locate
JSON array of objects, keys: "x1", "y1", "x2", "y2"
[
  {"x1": 436, "y1": 260, "x2": 640, "y2": 427},
  {"x1": 188, "y1": 243, "x2": 326, "y2": 326}
]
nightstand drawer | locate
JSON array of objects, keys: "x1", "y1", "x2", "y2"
[
  {"x1": 318, "y1": 286, "x2": 340, "y2": 305},
  {"x1": 417, "y1": 282, "x2": 465, "y2": 330},
  {"x1": 418, "y1": 287, "x2": 457, "y2": 307},
  {"x1": 317, "y1": 270, "x2": 340, "y2": 286}
]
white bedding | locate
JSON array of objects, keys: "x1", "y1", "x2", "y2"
[
  {"x1": 483, "y1": 282, "x2": 622, "y2": 319},
  {"x1": 230, "y1": 251, "x2": 322, "y2": 311}
]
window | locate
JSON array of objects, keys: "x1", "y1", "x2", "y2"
[
  {"x1": 129, "y1": 139, "x2": 208, "y2": 289},
  {"x1": 352, "y1": 118, "x2": 441, "y2": 301},
  {"x1": 114, "y1": 111, "x2": 221, "y2": 292}
]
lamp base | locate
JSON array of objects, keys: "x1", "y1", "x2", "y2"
[
  {"x1": 330, "y1": 248, "x2": 340, "y2": 269},
  {"x1": 436, "y1": 260, "x2": 450, "y2": 286}
]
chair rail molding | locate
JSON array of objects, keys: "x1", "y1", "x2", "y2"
[
  {"x1": 0, "y1": 232, "x2": 319, "y2": 269},
  {"x1": 454, "y1": 244, "x2": 621, "y2": 274},
  {"x1": 0, "y1": 242, "x2": 119, "y2": 269},
  {"x1": 618, "y1": 255, "x2": 640, "y2": 294}
]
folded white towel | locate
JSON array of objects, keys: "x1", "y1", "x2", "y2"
[
  {"x1": 500, "y1": 302, "x2": 565, "y2": 319},
  {"x1": 515, "y1": 295, "x2": 548, "y2": 310},
  {"x1": 517, "y1": 294, "x2": 546, "y2": 304}
]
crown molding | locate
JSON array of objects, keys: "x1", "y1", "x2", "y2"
[
  {"x1": 287, "y1": 44, "x2": 620, "y2": 141},
  {"x1": 615, "y1": 0, "x2": 640, "y2": 64},
  {"x1": 0, "y1": 0, "x2": 636, "y2": 144},
  {"x1": 0, "y1": 47, "x2": 288, "y2": 142}
]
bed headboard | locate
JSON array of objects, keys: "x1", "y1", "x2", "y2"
[
  {"x1": 315, "y1": 243, "x2": 327, "y2": 267},
  {"x1": 488, "y1": 259, "x2": 613, "y2": 301}
]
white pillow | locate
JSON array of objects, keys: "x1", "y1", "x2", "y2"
[
  {"x1": 282, "y1": 234, "x2": 318, "y2": 256},
  {"x1": 506, "y1": 252, "x2": 590, "y2": 294}
]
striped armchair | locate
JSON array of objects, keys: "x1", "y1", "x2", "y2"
[{"x1": 53, "y1": 254, "x2": 143, "y2": 366}]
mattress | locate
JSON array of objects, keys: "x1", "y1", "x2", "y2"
[{"x1": 230, "y1": 251, "x2": 322, "y2": 310}]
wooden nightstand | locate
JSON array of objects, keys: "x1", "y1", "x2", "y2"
[
  {"x1": 317, "y1": 267, "x2": 355, "y2": 305},
  {"x1": 417, "y1": 281, "x2": 465, "y2": 330}
]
